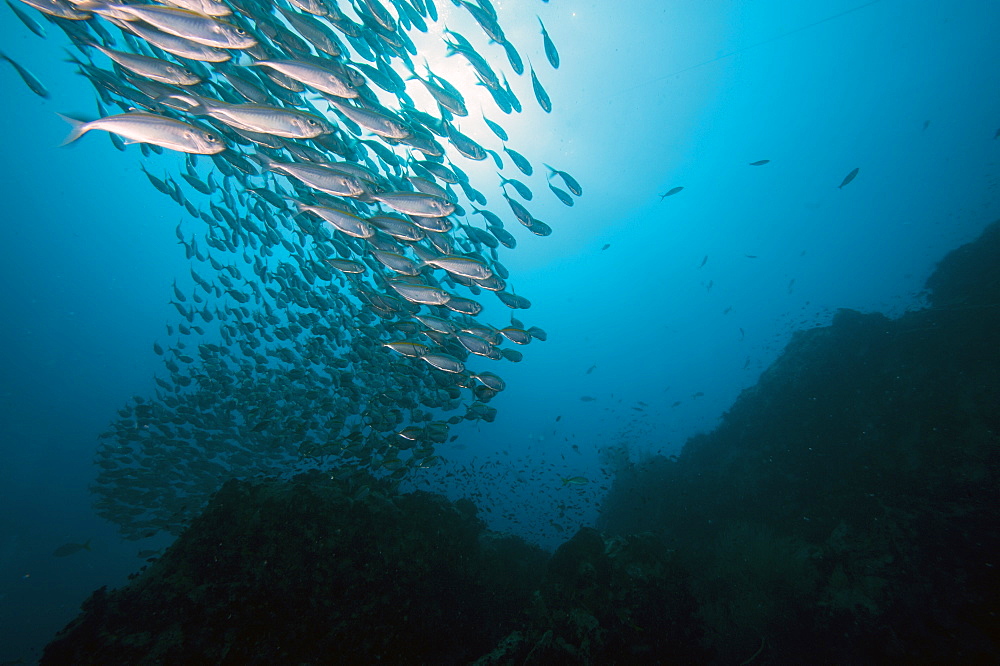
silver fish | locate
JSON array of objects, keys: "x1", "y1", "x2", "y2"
[
  {"x1": 423, "y1": 255, "x2": 492, "y2": 280},
  {"x1": 250, "y1": 60, "x2": 357, "y2": 99},
  {"x1": 297, "y1": 203, "x2": 374, "y2": 238},
  {"x1": 372, "y1": 192, "x2": 455, "y2": 217},
  {"x1": 421, "y1": 353, "x2": 465, "y2": 373},
  {"x1": 388, "y1": 280, "x2": 452, "y2": 305},
  {"x1": 58, "y1": 111, "x2": 225, "y2": 154},
  {"x1": 159, "y1": 0, "x2": 230, "y2": 17},
  {"x1": 6, "y1": 0, "x2": 46, "y2": 36},
  {"x1": 170, "y1": 93, "x2": 332, "y2": 138},
  {"x1": 266, "y1": 160, "x2": 366, "y2": 197},
  {"x1": 327, "y1": 98, "x2": 410, "y2": 139},
  {"x1": 113, "y1": 18, "x2": 232, "y2": 62},
  {"x1": 94, "y1": 46, "x2": 201, "y2": 85},
  {"x1": 0, "y1": 49, "x2": 48, "y2": 98},
  {"x1": 108, "y1": 5, "x2": 256, "y2": 50},
  {"x1": 15, "y1": 0, "x2": 90, "y2": 20}
]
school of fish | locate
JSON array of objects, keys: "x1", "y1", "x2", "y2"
[{"x1": 5, "y1": 0, "x2": 582, "y2": 539}]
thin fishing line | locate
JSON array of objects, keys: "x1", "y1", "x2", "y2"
[{"x1": 622, "y1": 0, "x2": 884, "y2": 93}]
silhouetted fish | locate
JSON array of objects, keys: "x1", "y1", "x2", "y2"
[{"x1": 838, "y1": 167, "x2": 860, "y2": 189}]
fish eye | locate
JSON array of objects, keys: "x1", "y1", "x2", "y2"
[
  {"x1": 205, "y1": 133, "x2": 219, "y2": 143},
  {"x1": 307, "y1": 119, "x2": 319, "y2": 126}
]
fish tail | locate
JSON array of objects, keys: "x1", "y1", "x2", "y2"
[
  {"x1": 290, "y1": 200, "x2": 309, "y2": 217},
  {"x1": 247, "y1": 152, "x2": 272, "y2": 170},
  {"x1": 57, "y1": 113, "x2": 90, "y2": 146},
  {"x1": 83, "y1": 539, "x2": 92, "y2": 551},
  {"x1": 62, "y1": 51, "x2": 86, "y2": 66},
  {"x1": 165, "y1": 92, "x2": 203, "y2": 114}
]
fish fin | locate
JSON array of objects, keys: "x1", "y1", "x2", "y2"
[
  {"x1": 83, "y1": 539, "x2": 92, "y2": 550},
  {"x1": 57, "y1": 113, "x2": 90, "y2": 146}
]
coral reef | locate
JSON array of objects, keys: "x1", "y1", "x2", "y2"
[
  {"x1": 43, "y1": 471, "x2": 547, "y2": 665},
  {"x1": 42, "y1": 221, "x2": 999, "y2": 664},
  {"x1": 599, "y1": 220, "x2": 1000, "y2": 663},
  {"x1": 43, "y1": 474, "x2": 705, "y2": 665}
]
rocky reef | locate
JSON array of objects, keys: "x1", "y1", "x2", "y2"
[
  {"x1": 41, "y1": 471, "x2": 705, "y2": 665},
  {"x1": 42, "y1": 471, "x2": 546, "y2": 664},
  {"x1": 600, "y1": 219, "x2": 1000, "y2": 663},
  {"x1": 42, "y1": 221, "x2": 999, "y2": 664}
]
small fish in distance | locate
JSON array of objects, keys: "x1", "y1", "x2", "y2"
[
  {"x1": 0, "y1": 49, "x2": 48, "y2": 98},
  {"x1": 528, "y1": 63, "x2": 551, "y2": 113},
  {"x1": 544, "y1": 164, "x2": 582, "y2": 196},
  {"x1": 539, "y1": 17, "x2": 559, "y2": 68},
  {"x1": 561, "y1": 476, "x2": 589, "y2": 486},
  {"x1": 838, "y1": 167, "x2": 859, "y2": 189}
]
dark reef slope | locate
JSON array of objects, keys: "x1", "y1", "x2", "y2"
[
  {"x1": 41, "y1": 472, "x2": 704, "y2": 665},
  {"x1": 600, "y1": 219, "x2": 1000, "y2": 663},
  {"x1": 43, "y1": 221, "x2": 999, "y2": 665},
  {"x1": 42, "y1": 472, "x2": 548, "y2": 665}
]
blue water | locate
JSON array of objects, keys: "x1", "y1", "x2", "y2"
[{"x1": 1, "y1": 0, "x2": 998, "y2": 661}]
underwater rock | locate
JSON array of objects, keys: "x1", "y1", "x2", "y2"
[
  {"x1": 598, "y1": 219, "x2": 1000, "y2": 663},
  {"x1": 925, "y1": 218, "x2": 1000, "y2": 309},
  {"x1": 42, "y1": 470, "x2": 707, "y2": 665},
  {"x1": 475, "y1": 529, "x2": 705, "y2": 665},
  {"x1": 43, "y1": 220, "x2": 999, "y2": 664},
  {"x1": 41, "y1": 470, "x2": 547, "y2": 665}
]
